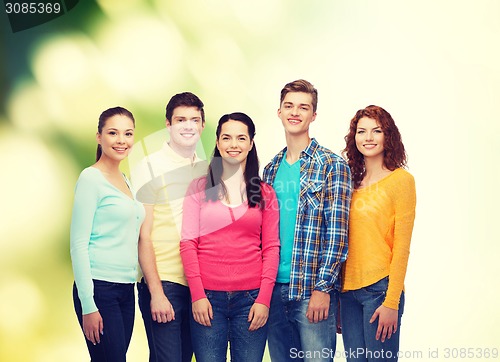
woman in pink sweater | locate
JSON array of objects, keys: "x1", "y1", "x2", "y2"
[
  {"x1": 340, "y1": 105, "x2": 416, "y2": 362},
  {"x1": 180, "y1": 112, "x2": 280, "y2": 362}
]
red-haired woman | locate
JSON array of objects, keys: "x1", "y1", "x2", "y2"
[{"x1": 340, "y1": 105, "x2": 416, "y2": 361}]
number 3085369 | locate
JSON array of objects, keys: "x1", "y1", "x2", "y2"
[{"x1": 5, "y1": 2, "x2": 62, "y2": 14}]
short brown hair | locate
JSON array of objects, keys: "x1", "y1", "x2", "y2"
[{"x1": 280, "y1": 79, "x2": 318, "y2": 112}]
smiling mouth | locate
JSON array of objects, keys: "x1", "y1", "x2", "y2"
[
  {"x1": 363, "y1": 144, "x2": 377, "y2": 149},
  {"x1": 113, "y1": 147, "x2": 128, "y2": 152},
  {"x1": 288, "y1": 118, "x2": 301, "y2": 124},
  {"x1": 227, "y1": 151, "x2": 240, "y2": 157}
]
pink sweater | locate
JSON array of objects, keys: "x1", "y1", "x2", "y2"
[{"x1": 180, "y1": 177, "x2": 280, "y2": 308}]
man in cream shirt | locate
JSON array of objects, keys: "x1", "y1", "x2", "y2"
[{"x1": 131, "y1": 92, "x2": 207, "y2": 362}]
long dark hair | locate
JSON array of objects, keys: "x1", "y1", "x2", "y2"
[
  {"x1": 96, "y1": 106, "x2": 135, "y2": 161},
  {"x1": 205, "y1": 112, "x2": 263, "y2": 209},
  {"x1": 342, "y1": 105, "x2": 407, "y2": 188}
]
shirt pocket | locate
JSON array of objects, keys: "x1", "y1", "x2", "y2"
[{"x1": 304, "y1": 181, "x2": 324, "y2": 209}]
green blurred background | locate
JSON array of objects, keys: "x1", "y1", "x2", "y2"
[{"x1": 1, "y1": 1, "x2": 499, "y2": 361}]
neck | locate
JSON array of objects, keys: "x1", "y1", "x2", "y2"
[
  {"x1": 285, "y1": 133, "x2": 310, "y2": 163},
  {"x1": 221, "y1": 162, "x2": 245, "y2": 182},
  {"x1": 168, "y1": 142, "x2": 196, "y2": 160},
  {"x1": 95, "y1": 156, "x2": 122, "y2": 174},
  {"x1": 363, "y1": 155, "x2": 386, "y2": 176}
]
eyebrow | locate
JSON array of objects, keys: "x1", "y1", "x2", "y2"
[
  {"x1": 107, "y1": 128, "x2": 134, "y2": 131},
  {"x1": 356, "y1": 126, "x2": 381, "y2": 130},
  {"x1": 283, "y1": 102, "x2": 311, "y2": 108},
  {"x1": 172, "y1": 116, "x2": 201, "y2": 119},
  {"x1": 221, "y1": 133, "x2": 248, "y2": 137}
]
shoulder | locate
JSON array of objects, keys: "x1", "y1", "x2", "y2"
[
  {"x1": 260, "y1": 182, "x2": 276, "y2": 197},
  {"x1": 188, "y1": 176, "x2": 207, "y2": 192},
  {"x1": 264, "y1": 148, "x2": 286, "y2": 170},
  {"x1": 310, "y1": 145, "x2": 349, "y2": 172},
  {"x1": 392, "y1": 168, "x2": 415, "y2": 185},
  {"x1": 77, "y1": 167, "x2": 101, "y2": 184}
]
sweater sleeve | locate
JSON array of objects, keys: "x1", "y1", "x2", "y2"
[
  {"x1": 254, "y1": 183, "x2": 280, "y2": 308},
  {"x1": 180, "y1": 179, "x2": 206, "y2": 302},
  {"x1": 383, "y1": 171, "x2": 416, "y2": 309},
  {"x1": 70, "y1": 170, "x2": 100, "y2": 314}
]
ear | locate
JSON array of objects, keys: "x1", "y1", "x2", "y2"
[
  {"x1": 249, "y1": 139, "x2": 254, "y2": 151},
  {"x1": 277, "y1": 108, "x2": 281, "y2": 118},
  {"x1": 96, "y1": 132, "x2": 101, "y2": 144},
  {"x1": 165, "y1": 119, "x2": 171, "y2": 132},
  {"x1": 311, "y1": 112, "x2": 317, "y2": 123}
]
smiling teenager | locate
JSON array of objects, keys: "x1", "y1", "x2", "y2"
[
  {"x1": 131, "y1": 92, "x2": 207, "y2": 362},
  {"x1": 180, "y1": 112, "x2": 280, "y2": 362},
  {"x1": 263, "y1": 80, "x2": 352, "y2": 362},
  {"x1": 340, "y1": 105, "x2": 416, "y2": 362},
  {"x1": 70, "y1": 107, "x2": 145, "y2": 361}
]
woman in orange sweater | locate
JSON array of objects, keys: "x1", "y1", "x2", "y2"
[{"x1": 340, "y1": 105, "x2": 416, "y2": 362}]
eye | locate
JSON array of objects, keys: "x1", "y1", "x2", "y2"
[
  {"x1": 238, "y1": 137, "x2": 247, "y2": 141},
  {"x1": 126, "y1": 132, "x2": 134, "y2": 137},
  {"x1": 109, "y1": 131, "x2": 117, "y2": 135},
  {"x1": 356, "y1": 130, "x2": 364, "y2": 134},
  {"x1": 374, "y1": 129, "x2": 383, "y2": 133},
  {"x1": 300, "y1": 106, "x2": 307, "y2": 110}
]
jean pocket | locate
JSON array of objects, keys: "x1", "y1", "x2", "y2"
[
  {"x1": 363, "y1": 277, "x2": 389, "y2": 294},
  {"x1": 245, "y1": 289, "x2": 260, "y2": 302}
]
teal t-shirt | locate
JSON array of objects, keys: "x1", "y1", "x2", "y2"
[{"x1": 274, "y1": 155, "x2": 300, "y2": 283}]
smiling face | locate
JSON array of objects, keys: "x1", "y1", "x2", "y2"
[
  {"x1": 216, "y1": 119, "x2": 253, "y2": 170},
  {"x1": 278, "y1": 91, "x2": 316, "y2": 136},
  {"x1": 355, "y1": 116, "x2": 385, "y2": 160},
  {"x1": 96, "y1": 114, "x2": 135, "y2": 162},
  {"x1": 167, "y1": 105, "x2": 204, "y2": 153}
]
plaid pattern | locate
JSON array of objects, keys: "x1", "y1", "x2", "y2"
[{"x1": 263, "y1": 138, "x2": 352, "y2": 300}]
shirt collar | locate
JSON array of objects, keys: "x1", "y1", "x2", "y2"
[{"x1": 162, "y1": 141, "x2": 200, "y2": 164}]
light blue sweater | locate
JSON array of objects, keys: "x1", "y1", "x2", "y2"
[{"x1": 70, "y1": 167, "x2": 145, "y2": 314}]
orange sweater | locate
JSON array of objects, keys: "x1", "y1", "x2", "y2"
[{"x1": 343, "y1": 168, "x2": 416, "y2": 310}]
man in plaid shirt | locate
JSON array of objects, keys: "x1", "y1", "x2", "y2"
[{"x1": 263, "y1": 79, "x2": 352, "y2": 361}]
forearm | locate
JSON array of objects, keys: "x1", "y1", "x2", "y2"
[{"x1": 138, "y1": 237, "x2": 164, "y2": 296}]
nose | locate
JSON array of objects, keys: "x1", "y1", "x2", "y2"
[
  {"x1": 229, "y1": 138, "x2": 238, "y2": 148},
  {"x1": 291, "y1": 106, "x2": 299, "y2": 116},
  {"x1": 184, "y1": 119, "x2": 195, "y2": 129},
  {"x1": 365, "y1": 132, "x2": 374, "y2": 141},
  {"x1": 117, "y1": 133, "x2": 125, "y2": 144}
]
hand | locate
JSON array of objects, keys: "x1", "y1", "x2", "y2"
[
  {"x1": 150, "y1": 293, "x2": 175, "y2": 323},
  {"x1": 306, "y1": 290, "x2": 330, "y2": 323},
  {"x1": 369, "y1": 304, "x2": 399, "y2": 342},
  {"x1": 192, "y1": 298, "x2": 213, "y2": 327},
  {"x1": 82, "y1": 311, "x2": 103, "y2": 345},
  {"x1": 247, "y1": 303, "x2": 269, "y2": 331}
]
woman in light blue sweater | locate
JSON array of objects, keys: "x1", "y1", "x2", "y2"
[{"x1": 70, "y1": 107, "x2": 145, "y2": 361}]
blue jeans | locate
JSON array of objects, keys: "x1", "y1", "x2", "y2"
[
  {"x1": 268, "y1": 283, "x2": 338, "y2": 362},
  {"x1": 190, "y1": 289, "x2": 268, "y2": 362},
  {"x1": 340, "y1": 277, "x2": 405, "y2": 362},
  {"x1": 137, "y1": 279, "x2": 193, "y2": 362},
  {"x1": 73, "y1": 280, "x2": 135, "y2": 362}
]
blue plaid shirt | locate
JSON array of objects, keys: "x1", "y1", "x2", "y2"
[{"x1": 263, "y1": 138, "x2": 352, "y2": 300}]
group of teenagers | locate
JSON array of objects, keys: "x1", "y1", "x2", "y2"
[{"x1": 70, "y1": 79, "x2": 416, "y2": 362}]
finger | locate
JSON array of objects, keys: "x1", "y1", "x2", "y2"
[
  {"x1": 380, "y1": 325, "x2": 388, "y2": 343},
  {"x1": 375, "y1": 324, "x2": 382, "y2": 341},
  {"x1": 386, "y1": 325, "x2": 394, "y2": 340},
  {"x1": 208, "y1": 304, "x2": 213, "y2": 320},
  {"x1": 247, "y1": 309, "x2": 254, "y2": 323},
  {"x1": 369, "y1": 311, "x2": 378, "y2": 324}
]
